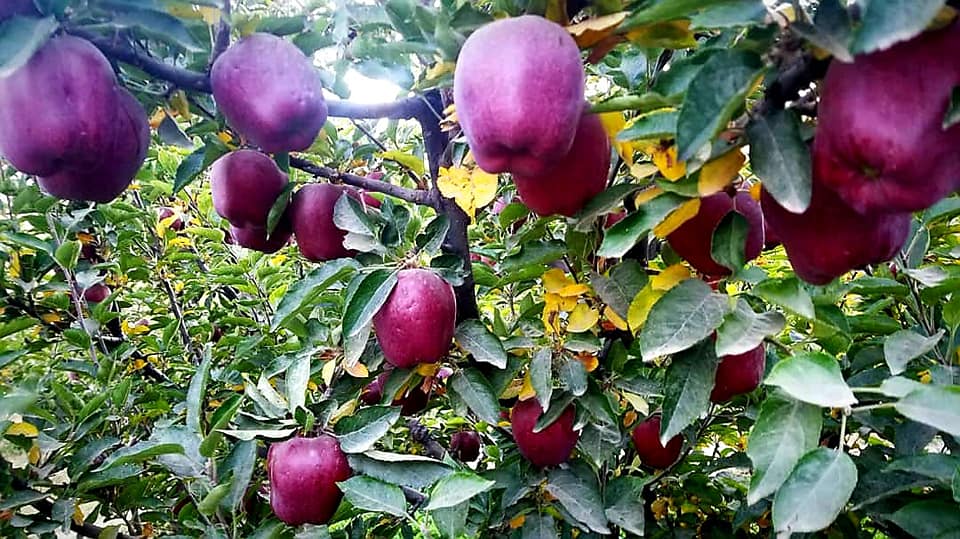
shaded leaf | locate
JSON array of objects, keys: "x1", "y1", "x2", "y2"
[
  {"x1": 747, "y1": 392, "x2": 822, "y2": 505},
  {"x1": 639, "y1": 279, "x2": 730, "y2": 360},
  {"x1": 772, "y1": 448, "x2": 857, "y2": 534},
  {"x1": 338, "y1": 476, "x2": 407, "y2": 516},
  {"x1": 455, "y1": 319, "x2": 507, "y2": 369}
]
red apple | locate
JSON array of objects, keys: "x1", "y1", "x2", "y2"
[
  {"x1": 450, "y1": 431, "x2": 482, "y2": 463},
  {"x1": 510, "y1": 399, "x2": 578, "y2": 468},
  {"x1": 631, "y1": 415, "x2": 683, "y2": 469},
  {"x1": 229, "y1": 221, "x2": 292, "y2": 254},
  {"x1": 211, "y1": 150, "x2": 289, "y2": 229},
  {"x1": 710, "y1": 344, "x2": 765, "y2": 403},
  {"x1": 289, "y1": 183, "x2": 355, "y2": 262},
  {"x1": 373, "y1": 269, "x2": 456, "y2": 368},
  {"x1": 158, "y1": 207, "x2": 184, "y2": 231},
  {"x1": 82, "y1": 283, "x2": 110, "y2": 304},
  {"x1": 267, "y1": 435, "x2": 352, "y2": 526}
]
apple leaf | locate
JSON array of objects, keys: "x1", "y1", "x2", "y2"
[
  {"x1": 603, "y1": 476, "x2": 646, "y2": 536},
  {"x1": 217, "y1": 428, "x2": 297, "y2": 441},
  {"x1": 772, "y1": 448, "x2": 858, "y2": 534},
  {"x1": 271, "y1": 259, "x2": 358, "y2": 330},
  {"x1": 883, "y1": 329, "x2": 944, "y2": 375},
  {"x1": 764, "y1": 352, "x2": 857, "y2": 408},
  {"x1": 93, "y1": 440, "x2": 184, "y2": 472},
  {"x1": 639, "y1": 279, "x2": 730, "y2": 361},
  {"x1": 597, "y1": 192, "x2": 685, "y2": 258},
  {"x1": 885, "y1": 454, "x2": 960, "y2": 483},
  {"x1": 676, "y1": 49, "x2": 765, "y2": 162},
  {"x1": 689, "y1": 0, "x2": 768, "y2": 29},
  {"x1": 888, "y1": 500, "x2": 960, "y2": 538},
  {"x1": 338, "y1": 476, "x2": 407, "y2": 517},
  {"x1": 347, "y1": 450, "x2": 453, "y2": 490},
  {"x1": 0, "y1": 16, "x2": 58, "y2": 78},
  {"x1": 616, "y1": 109, "x2": 678, "y2": 142},
  {"x1": 530, "y1": 348, "x2": 553, "y2": 412},
  {"x1": 944, "y1": 87, "x2": 960, "y2": 130},
  {"x1": 545, "y1": 466, "x2": 611, "y2": 534},
  {"x1": 746, "y1": 108, "x2": 812, "y2": 214},
  {"x1": 342, "y1": 269, "x2": 398, "y2": 339},
  {"x1": 502, "y1": 240, "x2": 566, "y2": 272},
  {"x1": 710, "y1": 212, "x2": 749, "y2": 272},
  {"x1": 851, "y1": 0, "x2": 946, "y2": 55},
  {"x1": 590, "y1": 260, "x2": 648, "y2": 319},
  {"x1": 432, "y1": 501, "x2": 469, "y2": 539},
  {"x1": 953, "y1": 469, "x2": 960, "y2": 503},
  {"x1": 424, "y1": 472, "x2": 495, "y2": 510},
  {"x1": 265, "y1": 182, "x2": 294, "y2": 237},
  {"x1": 285, "y1": 353, "x2": 310, "y2": 413},
  {"x1": 520, "y1": 513, "x2": 557, "y2": 538},
  {"x1": 621, "y1": 0, "x2": 737, "y2": 29},
  {"x1": 746, "y1": 392, "x2": 822, "y2": 505},
  {"x1": 559, "y1": 356, "x2": 588, "y2": 397},
  {"x1": 186, "y1": 345, "x2": 215, "y2": 435},
  {"x1": 533, "y1": 392, "x2": 576, "y2": 433},
  {"x1": 54, "y1": 240, "x2": 81, "y2": 271},
  {"x1": 222, "y1": 441, "x2": 257, "y2": 512},
  {"x1": 335, "y1": 406, "x2": 401, "y2": 453},
  {"x1": 790, "y1": 0, "x2": 853, "y2": 62},
  {"x1": 716, "y1": 299, "x2": 785, "y2": 357},
  {"x1": 455, "y1": 319, "x2": 507, "y2": 369},
  {"x1": 753, "y1": 277, "x2": 815, "y2": 319},
  {"x1": 573, "y1": 183, "x2": 645, "y2": 231},
  {"x1": 660, "y1": 340, "x2": 717, "y2": 445},
  {"x1": 448, "y1": 369, "x2": 500, "y2": 424},
  {"x1": 590, "y1": 92, "x2": 681, "y2": 114},
  {"x1": 895, "y1": 385, "x2": 960, "y2": 437}
]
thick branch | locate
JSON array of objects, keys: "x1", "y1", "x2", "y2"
[
  {"x1": 289, "y1": 157, "x2": 435, "y2": 207},
  {"x1": 327, "y1": 97, "x2": 425, "y2": 120}
]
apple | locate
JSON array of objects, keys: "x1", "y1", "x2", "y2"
[
  {"x1": 373, "y1": 269, "x2": 456, "y2": 368},
  {"x1": 267, "y1": 435, "x2": 352, "y2": 526},
  {"x1": 210, "y1": 150, "x2": 289, "y2": 229},
  {"x1": 450, "y1": 431, "x2": 482, "y2": 463},
  {"x1": 813, "y1": 22, "x2": 960, "y2": 215},
  {"x1": 761, "y1": 184, "x2": 910, "y2": 285},
  {"x1": 710, "y1": 344, "x2": 765, "y2": 403},
  {"x1": 211, "y1": 33, "x2": 327, "y2": 153},
  {"x1": 289, "y1": 184, "x2": 355, "y2": 262},
  {"x1": 666, "y1": 190, "x2": 763, "y2": 279},
  {"x1": 82, "y1": 283, "x2": 110, "y2": 304},
  {"x1": 631, "y1": 415, "x2": 683, "y2": 469},
  {"x1": 604, "y1": 209, "x2": 626, "y2": 228},
  {"x1": 359, "y1": 372, "x2": 431, "y2": 415},
  {"x1": 229, "y1": 222, "x2": 292, "y2": 254},
  {"x1": 454, "y1": 15, "x2": 585, "y2": 176},
  {"x1": 512, "y1": 112, "x2": 611, "y2": 217},
  {"x1": 510, "y1": 399, "x2": 578, "y2": 468},
  {"x1": 158, "y1": 207, "x2": 184, "y2": 231}
]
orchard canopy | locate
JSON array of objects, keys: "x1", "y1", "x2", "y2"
[{"x1": 3, "y1": 0, "x2": 960, "y2": 537}]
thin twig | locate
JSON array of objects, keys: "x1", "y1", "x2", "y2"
[{"x1": 289, "y1": 156, "x2": 435, "y2": 207}]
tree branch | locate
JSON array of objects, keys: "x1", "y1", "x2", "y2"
[
  {"x1": 289, "y1": 156, "x2": 436, "y2": 207},
  {"x1": 209, "y1": 0, "x2": 232, "y2": 69},
  {"x1": 752, "y1": 45, "x2": 829, "y2": 117}
]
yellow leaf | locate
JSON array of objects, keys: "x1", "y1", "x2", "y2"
[
  {"x1": 635, "y1": 186, "x2": 664, "y2": 206},
  {"x1": 76, "y1": 232, "x2": 95, "y2": 245},
  {"x1": 40, "y1": 312, "x2": 62, "y2": 324},
  {"x1": 437, "y1": 167, "x2": 499, "y2": 220},
  {"x1": 73, "y1": 505, "x2": 85, "y2": 526},
  {"x1": 542, "y1": 294, "x2": 564, "y2": 335},
  {"x1": 545, "y1": 0, "x2": 569, "y2": 26},
  {"x1": 381, "y1": 151, "x2": 426, "y2": 177},
  {"x1": 749, "y1": 181, "x2": 763, "y2": 201},
  {"x1": 627, "y1": 284, "x2": 663, "y2": 333},
  {"x1": 345, "y1": 361, "x2": 368, "y2": 378},
  {"x1": 626, "y1": 20, "x2": 696, "y2": 49},
  {"x1": 217, "y1": 131, "x2": 234, "y2": 144},
  {"x1": 575, "y1": 352, "x2": 599, "y2": 372},
  {"x1": 653, "y1": 198, "x2": 701, "y2": 238},
  {"x1": 566, "y1": 12, "x2": 628, "y2": 48},
  {"x1": 130, "y1": 359, "x2": 147, "y2": 372},
  {"x1": 122, "y1": 320, "x2": 150, "y2": 336},
  {"x1": 622, "y1": 392, "x2": 649, "y2": 415},
  {"x1": 567, "y1": 303, "x2": 600, "y2": 333},
  {"x1": 542, "y1": 268, "x2": 574, "y2": 293},
  {"x1": 651, "y1": 144, "x2": 686, "y2": 181},
  {"x1": 6, "y1": 422, "x2": 38, "y2": 437},
  {"x1": 269, "y1": 253, "x2": 287, "y2": 266},
  {"x1": 651, "y1": 497, "x2": 670, "y2": 520},
  {"x1": 28, "y1": 443, "x2": 40, "y2": 465},
  {"x1": 9, "y1": 252, "x2": 20, "y2": 279},
  {"x1": 698, "y1": 149, "x2": 745, "y2": 196},
  {"x1": 208, "y1": 399, "x2": 222, "y2": 409},
  {"x1": 557, "y1": 283, "x2": 590, "y2": 298},
  {"x1": 519, "y1": 371, "x2": 536, "y2": 401},
  {"x1": 307, "y1": 380, "x2": 319, "y2": 392},
  {"x1": 321, "y1": 359, "x2": 337, "y2": 386},
  {"x1": 603, "y1": 306, "x2": 628, "y2": 331},
  {"x1": 509, "y1": 514, "x2": 526, "y2": 529},
  {"x1": 600, "y1": 112, "x2": 635, "y2": 166},
  {"x1": 623, "y1": 409, "x2": 638, "y2": 428},
  {"x1": 416, "y1": 363, "x2": 440, "y2": 377},
  {"x1": 329, "y1": 399, "x2": 358, "y2": 425},
  {"x1": 198, "y1": 6, "x2": 221, "y2": 26},
  {"x1": 167, "y1": 236, "x2": 192, "y2": 249},
  {"x1": 630, "y1": 163, "x2": 659, "y2": 180},
  {"x1": 148, "y1": 108, "x2": 166, "y2": 129},
  {"x1": 651, "y1": 264, "x2": 691, "y2": 290},
  {"x1": 425, "y1": 62, "x2": 456, "y2": 82},
  {"x1": 170, "y1": 90, "x2": 191, "y2": 119}
]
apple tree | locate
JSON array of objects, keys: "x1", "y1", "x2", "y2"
[{"x1": 2, "y1": 0, "x2": 960, "y2": 537}]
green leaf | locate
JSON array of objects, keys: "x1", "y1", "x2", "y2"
[
  {"x1": 616, "y1": 109, "x2": 678, "y2": 142},
  {"x1": 754, "y1": 277, "x2": 815, "y2": 319},
  {"x1": 415, "y1": 215, "x2": 449, "y2": 256},
  {"x1": 106, "y1": 3, "x2": 203, "y2": 52},
  {"x1": 689, "y1": 0, "x2": 769, "y2": 29},
  {"x1": 622, "y1": 0, "x2": 738, "y2": 28},
  {"x1": 455, "y1": 319, "x2": 507, "y2": 369},
  {"x1": 545, "y1": 466, "x2": 611, "y2": 534},
  {"x1": 266, "y1": 182, "x2": 294, "y2": 237},
  {"x1": 597, "y1": 193, "x2": 685, "y2": 258},
  {"x1": 200, "y1": 394, "x2": 244, "y2": 457},
  {"x1": 884, "y1": 329, "x2": 945, "y2": 375},
  {"x1": 885, "y1": 454, "x2": 960, "y2": 484},
  {"x1": 342, "y1": 269, "x2": 398, "y2": 338},
  {"x1": 502, "y1": 240, "x2": 566, "y2": 272},
  {"x1": 424, "y1": 471, "x2": 495, "y2": 510},
  {"x1": 530, "y1": 348, "x2": 553, "y2": 412},
  {"x1": 603, "y1": 476, "x2": 646, "y2": 536},
  {"x1": 338, "y1": 476, "x2": 407, "y2": 517},
  {"x1": 851, "y1": 0, "x2": 946, "y2": 55},
  {"x1": 448, "y1": 369, "x2": 500, "y2": 424},
  {"x1": 710, "y1": 212, "x2": 749, "y2": 272},
  {"x1": 348, "y1": 450, "x2": 453, "y2": 490},
  {"x1": 334, "y1": 192, "x2": 377, "y2": 236},
  {"x1": 639, "y1": 279, "x2": 730, "y2": 361},
  {"x1": 3, "y1": 231, "x2": 54, "y2": 254},
  {"x1": 0, "y1": 317, "x2": 37, "y2": 339},
  {"x1": 286, "y1": 353, "x2": 311, "y2": 413},
  {"x1": 676, "y1": 49, "x2": 765, "y2": 161},
  {"x1": 559, "y1": 356, "x2": 587, "y2": 397},
  {"x1": 94, "y1": 440, "x2": 185, "y2": 471},
  {"x1": 944, "y1": 87, "x2": 960, "y2": 130},
  {"x1": 534, "y1": 393, "x2": 576, "y2": 433},
  {"x1": 888, "y1": 500, "x2": 960, "y2": 538},
  {"x1": 790, "y1": 0, "x2": 853, "y2": 62},
  {"x1": 590, "y1": 92, "x2": 680, "y2": 114},
  {"x1": 521, "y1": 513, "x2": 557, "y2": 539},
  {"x1": 661, "y1": 340, "x2": 717, "y2": 444},
  {"x1": 186, "y1": 345, "x2": 214, "y2": 435},
  {"x1": 574, "y1": 184, "x2": 645, "y2": 231},
  {"x1": 218, "y1": 428, "x2": 297, "y2": 441},
  {"x1": 54, "y1": 239, "x2": 81, "y2": 270},
  {"x1": 772, "y1": 448, "x2": 858, "y2": 534},
  {"x1": 157, "y1": 114, "x2": 192, "y2": 148},
  {"x1": 878, "y1": 376, "x2": 925, "y2": 398},
  {"x1": 715, "y1": 299, "x2": 785, "y2": 357},
  {"x1": 896, "y1": 385, "x2": 960, "y2": 437},
  {"x1": 954, "y1": 468, "x2": 960, "y2": 503},
  {"x1": 746, "y1": 108, "x2": 812, "y2": 213},
  {"x1": 764, "y1": 352, "x2": 856, "y2": 408},
  {"x1": 589, "y1": 260, "x2": 648, "y2": 319},
  {"x1": 0, "y1": 489, "x2": 48, "y2": 511},
  {"x1": 380, "y1": 150, "x2": 425, "y2": 177},
  {"x1": 271, "y1": 259, "x2": 357, "y2": 330},
  {"x1": 335, "y1": 406, "x2": 401, "y2": 453},
  {"x1": 432, "y1": 501, "x2": 468, "y2": 539},
  {"x1": 747, "y1": 392, "x2": 822, "y2": 505},
  {"x1": 0, "y1": 16, "x2": 57, "y2": 78}
]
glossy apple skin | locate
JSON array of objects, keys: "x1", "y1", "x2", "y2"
[
  {"x1": 761, "y1": 184, "x2": 910, "y2": 285},
  {"x1": 211, "y1": 150, "x2": 289, "y2": 229},
  {"x1": 211, "y1": 33, "x2": 327, "y2": 153},
  {"x1": 158, "y1": 207, "x2": 184, "y2": 231},
  {"x1": 513, "y1": 113, "x2": 611, "y2": 217},
  {"x1": 267, "y1": 435, "x2": 352, "y2": 526},
  {"x1": 666, "y1": 191, "x2": 763, "y2": 279},
  {"x1": 82, "y1": 283, "x2": 111, "y2": 304},
  {"x1": 450, "y1": 431, "x2": 482, "y2": 463},
  {"x1": 454, "y1": 15, "x2": 585, "y2": 176},
  {"x1": 373, "y1": 269, "x2": 456, "y2": 368},
  {"x1": 359, "y1": 372, "x2": 431, "y2": 415},
  {"x1": 631, "y1": 415, "x2": 683, "y2": 469},
  {"x1": 289, "y1": 184, "x2": 354, "y2": 262},
  {"x1": 229, "y1": 220, "x2": 292, "y2": 254},
  {"x1": 0, "y1": 36, "x2": 148, "y2": 202},
  {"x1": 813, "y1": 23, "x2": 960, "y2": 215},
  {"x1": 510, "y1": 399, "x2": 578, "y2": 468},
  {"x1": 710, "y1": 344, "x2": 765, "y2": 403}
]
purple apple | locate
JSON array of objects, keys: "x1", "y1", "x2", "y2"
[
  {"x1": 510, "y1": 399, "x2": 578, "y2": 468},
  {"x1": 267, "y1": 435, "x2": 352, "y2": 526},
  {"x1": 373, "y1": 269, "x2": 456, "y2": 368}
]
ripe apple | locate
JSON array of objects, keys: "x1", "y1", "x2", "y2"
[
  {"x1": 82, "y1": 283, "x2": 111, "y2": 304},
  {"x1": 267, "y1": 435, "x2": 352, "y2": 526},
  {"x1": 229, "y1": 222, "x2": 292, "y2": 254},
  {"x1": 512, "y1": 112, "x2": 611, "y2": 217},
  {"x1": 761, "y1": 184, "x2": 910, "y2": 285},
  {"x1": 510, "y1": 399, "x2": 579, "y2": 468},
  {"x1": 373, "y1": 269, "x2": 456, "y2": 368},
  {"x1": 631, "y1": 415, "x2": 683, "y2": 469},
  {"x1": 289, "y1": 184, "x2": 355, "y2": 262},
  {"x1": 454, "y1": 15, "x2": 585, "y2": 176},
  {"x1": 666, "y1": 190, "x2": 763, "y2": 279},
  {"x1": 813, "y1": 22, "x2": 960, "y2": 215},
  {"x1": 211, "y1": 33, "x2": 327, "y2": 153},
  {"x1": 450, "y1": 431, "x2": 482, "y2": 463},
  {"x1": 158, "y1": 207, "x2": 184, "y2": 231},
  {"x1": 604, "y1": 209, "x2": 626, "y2": 228},
  {"x1": 710, "y1": 344, "x2": 765, "y2": 403},
  {"x1": 210, "y1": 150, "x2": 289, "y2": 229},
  {"x1": 359, "y1": 372, "x2": 431, "y2": 415}
]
